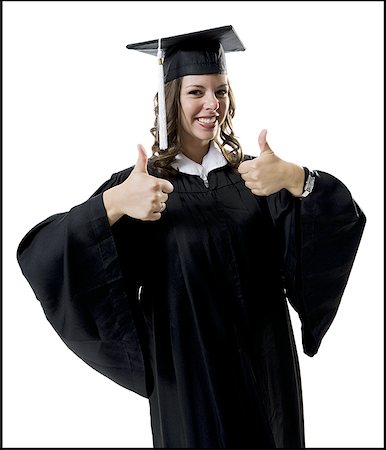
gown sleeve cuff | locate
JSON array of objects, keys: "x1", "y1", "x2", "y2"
[{"x1": 87, "y1": 193, "x2": 123, "y2": 282}]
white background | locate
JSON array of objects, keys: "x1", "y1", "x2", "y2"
[{"x1": 3, "y1": 1, "x2": 383, "y2": 448}]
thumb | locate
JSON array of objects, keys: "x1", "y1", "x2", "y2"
[
  {"x1": 258, "y1": 129, "x2": 273, "y2": 155},
  {"x1": 133, "y1": 144, "x2": 149, "y2": 174}
]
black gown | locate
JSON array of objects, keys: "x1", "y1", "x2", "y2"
[{"x1": 17, "y1": 157, "x2": 366, "y2": 448}]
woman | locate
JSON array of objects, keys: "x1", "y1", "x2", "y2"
[{"x1": 17, "y1": 26, "x2": 366, "y2": 448}]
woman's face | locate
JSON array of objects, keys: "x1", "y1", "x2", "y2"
[{"x1": 179, "y1": 74, "x2": 229, "y2": 147}]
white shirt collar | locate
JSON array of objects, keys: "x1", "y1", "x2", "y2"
[{"x1": 171, "y1": 142, "x2": 228, "y2": 179}]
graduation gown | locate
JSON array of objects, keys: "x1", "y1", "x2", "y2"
[{"x1": 17, "y1": 157, "x2": 366, "y2": 448}]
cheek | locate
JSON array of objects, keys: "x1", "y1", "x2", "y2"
[
  {"x1": 179, "y1": 111, "x2": 195, "y2": 137},
  {"x1": 218, "y1": 99, "x2": 230, "y2": 123},
  {"x1": 180, "y1": 110, "x2": 191, "y2": 130},
  {"x1": 180, "y1": 101, "x2": 195, "y2": 125}
]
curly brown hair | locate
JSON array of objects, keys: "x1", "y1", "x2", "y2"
[{"x1": 150, "y1": 77, "x2": 243, "y2": 178}]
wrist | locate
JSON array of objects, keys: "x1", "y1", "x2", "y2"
[
  {"x1": 102, "y1": 186, "x2": 124, "y2": 226},
  {"x1": 285, "y1": 163, "x2": 305, "y2": 197}
]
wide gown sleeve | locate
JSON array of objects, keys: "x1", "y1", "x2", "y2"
[
  {"x1": 267, "y1": 170, "x2": 366, "y2": 357},
  {"x1": 16, "y1": 169, "x2": 153, "y2": 397}
]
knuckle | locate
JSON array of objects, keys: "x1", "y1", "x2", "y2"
[
  {"x1": 149, "y1": 180, "x2": 160, "y2": 191},
  {"x1": 155, "y1": 180, "x2": 163, "y2": 190}
]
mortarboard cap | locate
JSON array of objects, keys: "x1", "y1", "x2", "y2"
[
  {"x1": 126, "y1": 26, "x2": 246, "y2": 149},
  {"x1": 126, "y1": 25, "x2": 246, "y2": 82}
]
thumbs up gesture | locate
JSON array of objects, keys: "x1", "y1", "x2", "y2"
[
  {"x1": 103, "y1": 144, "x2": 174, "y2": 225},
  {"x1": 238, "y1": 129, "x2": 305, "y2": 197}
]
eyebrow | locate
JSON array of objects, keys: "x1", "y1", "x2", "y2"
[{"x1": 185, "y1": 84, "x2": 229, "y2": 89}]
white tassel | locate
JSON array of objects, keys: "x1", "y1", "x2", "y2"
[{"x1": 157, "y1": 39, "x2": 168, "y2": 150}]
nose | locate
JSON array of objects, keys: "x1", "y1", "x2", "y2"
[{"x1": 204, "y1": 93, "x2": 219, "y2": 111}]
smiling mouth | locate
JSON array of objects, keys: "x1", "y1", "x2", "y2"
[
  {"x1": 195, "y1": 117, "x2": 218, "y2": 129},
  {"x1": 197, "y1": 117, "x2": 217, "y2": 124}
]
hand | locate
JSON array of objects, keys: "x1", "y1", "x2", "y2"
[
  {"x1": 238, "y1": 129, "x2": 304, "y2": 197},
  {"x1": 103, "y1": 144, "x2": 174, "y2": 225}
]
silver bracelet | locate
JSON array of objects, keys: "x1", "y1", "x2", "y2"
[{"x1": 300, "y1": 170, "x2": 316, "y2": 198}]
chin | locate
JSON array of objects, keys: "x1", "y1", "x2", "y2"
[
  {"x1": 196, "y1": 131, "x2": 216, "y2": 140},
  {"x1": 194, "y1": 127, "x2": 218, "y2": 141},
  {"x1": 182, "y1": 125, "x2": 218, "y2": 146}
]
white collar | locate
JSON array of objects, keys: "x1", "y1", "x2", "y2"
[{"x1": 171, "y1": 142, "x2": 228, "y2": 179}]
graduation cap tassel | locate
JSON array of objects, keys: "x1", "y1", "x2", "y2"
[{"x1": 157, "y1": 39, "x2": 168, "y2": 150}]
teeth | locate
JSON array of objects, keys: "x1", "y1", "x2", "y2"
[{"x1": 198, "y1": 117, "x2": 216, "y2": 124}]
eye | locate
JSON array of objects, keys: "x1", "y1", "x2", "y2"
[
  {"x1": 188, "y1": 90, "x2": 203, "y2": 96},
  {"x1": 216, "y1": 89, "x2": 229, "y2": 97}
]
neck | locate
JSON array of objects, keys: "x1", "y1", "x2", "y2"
[{"x1": 182, "y1": 140, "x2": 211, "y2": 165}]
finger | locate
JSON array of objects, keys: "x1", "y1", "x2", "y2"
[
  {"x1": 133, "y1": 144, "x2": 149, "y2": 174},
  {"x1": 240, "y1": 173, "x2": 252, "y2": 182},
  {"x1": 245, "y1": 181, "x2": 257, "y2": 191},
  {"x1": 161, "y1": 179, "x2": 174, "y2": 194},
  {"x1": 148, "y1": 212, "x2": 162, "y2": 221},
  {"x1": 237, "y1": 161, "x2": 247, "y2": 174},
  {"x1": 160, "y1": 192, "x2": 169, "y2": 203},
  {"x1": 258, "y1": 129, "x2": 273, "y2": 155},
  {"x1": 151, "y1": 202, "x2": 165, "y2": 215},
  {"x1": 237, "y1": 159, "x2": 254, "y2": 174}
]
